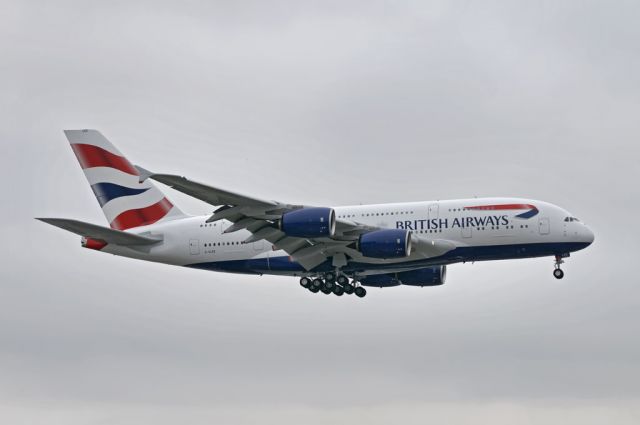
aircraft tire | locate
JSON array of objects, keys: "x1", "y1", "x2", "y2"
[{"x1": 300, "y1": 277, "x2": 311, "y2": 288}]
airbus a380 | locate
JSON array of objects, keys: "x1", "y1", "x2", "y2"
[{"x1": 38, "y1": 130, "x2": 595, "y2": 298}]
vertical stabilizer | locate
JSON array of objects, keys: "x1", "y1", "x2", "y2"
[{"x1": 64, "y1": 129, "x2": 187, "y2": 230}]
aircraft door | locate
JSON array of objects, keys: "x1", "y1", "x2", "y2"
[
  {"x1": 189, "y1": 239, "x2": 200, "y2": 255},
  {"x1": 539, "y1": 218, "x2": 550, "y2": 235},
  {"x1": 428, "y1": 203, "x2": 439, "y2": 220}
]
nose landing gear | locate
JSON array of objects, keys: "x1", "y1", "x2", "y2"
[{"x1": 553, "y1": 255, "x2": 566, "y2": 279}]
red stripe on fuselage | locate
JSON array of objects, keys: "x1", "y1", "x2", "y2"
[
  {"x1": 70, "y1": 143, "x2": 138, "y2": 176},
  {"x1": 110, "y1": 197, "x2": 173, "y2": 230},
  {"x1": 464, "y1": 204, "x2": 536, "y2": 211}
]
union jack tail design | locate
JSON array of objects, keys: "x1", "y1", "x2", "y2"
[{"x1": 64, "y1": 129, "x2": 186, "y2": 230}]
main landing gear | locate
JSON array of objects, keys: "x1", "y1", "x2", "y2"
[
  {"x1": 553, "y1": 254, "x2": 566, "y2": 279},
  {"x1": 299, "y1": 274, "x2": 366, "y2": 298}
]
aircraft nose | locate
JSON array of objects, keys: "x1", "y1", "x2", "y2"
[{"x1": 584, "y1": 226, "x2": 595, "y2": 245}]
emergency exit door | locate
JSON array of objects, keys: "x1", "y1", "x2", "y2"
[
  {"x1": 189, "y1": 239, "x2": 200, "y2": 255},
  {"x1": 538, "y1": 218, "x2": 550, "y2": 235},
  {"x1": 428, "y1": 204, "x2": 439, "y2": 220}
]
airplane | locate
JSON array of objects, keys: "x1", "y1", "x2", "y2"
[{"x1": 37, "y1": 130, "x2": 595, "y2": 298}]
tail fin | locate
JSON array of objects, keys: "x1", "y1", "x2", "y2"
[{"x1": 64, "y1": 129, "x2": 186, "y2": 230}]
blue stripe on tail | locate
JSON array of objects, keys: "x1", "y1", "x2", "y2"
[{"x1": 91, "y1": 182, "x2": 150, "y2": 207}]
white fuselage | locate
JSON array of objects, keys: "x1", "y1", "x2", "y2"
[{"x1": 98, "y1": 197, "x2": 594, "y2": 277}]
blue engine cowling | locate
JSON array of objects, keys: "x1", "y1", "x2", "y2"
[
  {"x1": 357, "y1": 229, "x2": 411, "y2": 259},
  {"x1": 360, "y1": 266, "x2": 446, "y2": 288},
  {"x1": 279, "y1": 207, "x2": 336, "y2": 238}
]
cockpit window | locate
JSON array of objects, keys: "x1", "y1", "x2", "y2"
[{"x1": 564, "y1": 217, "x2": 580, "y2": 222}]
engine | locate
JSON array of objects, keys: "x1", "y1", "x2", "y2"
[
  {"x1": 279, "y1": 207, "x2": 336, "y2": 238},
  {"x1": 360, "y1": 266, "x2": 447, "y2": 288},
  {"x1": 357, "y1": 229, "x2": 411, "y2": 259}
]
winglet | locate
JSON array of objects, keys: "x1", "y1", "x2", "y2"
[{"x1": 134, "y1": 165, "x2": 155, "y2": 183}]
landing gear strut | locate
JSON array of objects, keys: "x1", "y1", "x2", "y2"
[{"x1": 553, "y1": 255, "x2": 565, "y2": 279}]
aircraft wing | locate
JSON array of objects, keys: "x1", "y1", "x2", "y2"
[
  {"x1": 137, "y1": 167, "x2": 454, "y2": 270},
  {"x1": 136, "y1": 166, "x2": 278, "y2": 210}
]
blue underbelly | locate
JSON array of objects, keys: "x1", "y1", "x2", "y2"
[{"x1": 186, "y1": 242, "x2": 590, "y2": 275}]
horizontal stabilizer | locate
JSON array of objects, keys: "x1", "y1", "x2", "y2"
[{"x1": 36, "y1": 218, "x2": 162, "y2": 246}]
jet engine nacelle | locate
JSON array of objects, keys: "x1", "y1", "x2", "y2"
[
  {"x1": 279, "y1": 207, "x2": 336, "y2": 238},
  {"x1": 360, "y1": 266, "x2": 447, "y2": 288},
  {"x1": 357, "y1": 229, "x2": 411, "y2": 259}
]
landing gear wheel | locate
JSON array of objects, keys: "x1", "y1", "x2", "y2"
[
  {"x1": 309, "y1": 286, "x2": 320, "y2": 293},
  {"x1": 312, "y1": 278, "x2": 323, "y2": 289},
  {"x1": 325, "y1": 272, "x2": 336, "y2": 283},
  {"x1": 354, "y1": 286, "x2": 367, "y2": 298},
  {"x1": 333, "y1": 286, "x2": 344, "y2": 296},
  {"x1": 337, "y1": 275, "x2": 349, "y2": 286},
  {"x1": 553, "y1": 254, "x2": 566, "y2": 280},
  {"x1": 321, "y1": 287, "x2": 332, "y2": 295},
  {"x1": 342, "y1": 283, "x2": 354, "y2": 294},
  {"x1": 299, "y1": 277, "x2": 311, "y2": 288},
  {"x1": 323, "y1": 280, "x2": 335, "y2": 291}
]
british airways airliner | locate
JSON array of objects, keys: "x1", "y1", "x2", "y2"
[{"x1": 38, "y1": 130, "x2": 595, "y2": 298}]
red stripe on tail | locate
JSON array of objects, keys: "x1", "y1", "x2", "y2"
[
  {"x1": 82, "y1": 238, "x2": 108, "y2": 251},
  {"x1": 110, "y1": 198, "x2": 173, "y2": 230},
  {"x1": 70, "y1": 143, "x2": 138, "y2": 176}
]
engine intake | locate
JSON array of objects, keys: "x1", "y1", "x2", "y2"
[
  {"x1": 279, "y1": 207, "x2": 336, "y2": 238},
  {"x1": 357, "y1": 229, "x2": 411, "y2": 259}
]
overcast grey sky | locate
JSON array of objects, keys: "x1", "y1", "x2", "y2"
[{"x1": 1, "y1": 1, "x2": 639, "y2": 424}]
